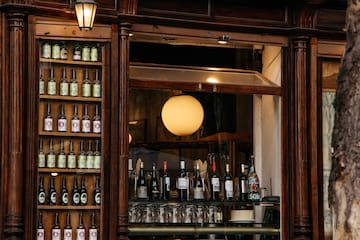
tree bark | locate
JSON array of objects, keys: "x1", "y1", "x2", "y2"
[{"x1": 329, "y1": 1, "x2": 360, "y2": 239}]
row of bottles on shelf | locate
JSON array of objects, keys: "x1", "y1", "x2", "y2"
[
  {"x1": 128, "y1": 155, "x2": 261, "y2": 202},
  {"x1": 40, "y1": 67, "x2": 101, "y2": 98},
  {"x1": 39, "y1": 138, "x2": 101, "y2": 169},
  {"x1": 37, "y1": 211, "x2": 98, "y2": 240},
  {"x1": 43, "y1": 103, "x2": 101, "y2": 134},
  {"x1": 38, "y1": 175, "x2": 101, "y2": 206},
  {"x1": 42, "y1": 41, "x2": 100, "y2": 62}
]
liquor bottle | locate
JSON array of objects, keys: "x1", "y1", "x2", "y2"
[
  {"x1": 161, "y1": 160, "x2": 170, "y2": 201},
  {"x1": 93, "y1": 105, "x2": 101, "y2": 133},
  {"x1": 71, "y1": 104, "x2": 80, "y2": 133},
  {"x1": 93, "y1": 175, "x2": 101, "y2": 205},
  {"x1": 224, "y1": 163, "x2": 233, "y2": 200},
  {"x1": 52, "y1": 42, "x2": 60, "y2": 59},
  {"x1": 38, "y1": 175, "x2": 46, "y2": 205},
  {"x1": 67, "y1": 140, "x2": 76, "y2": 169},
  {"x1": 177, "y1": 159, "x2": 188, "y2": 201},
  {"x1": 36, "y1": 211, "x2": 45, "y2": 240},
  {"x1": 59, "y1": 67, "x2": 69, "y2": 96},
  {"x1": 82, "y1": 104, "x2": 91, "y2": 133},
  {"x1": 60, "y1": 41, "x2": 68, "y2": 60},
  {"x1": 80, "y1": 176, "x2": 88, "y2": 205},
  {"x1": 51, "y1": 212, "x2": 61, "y2": 240},
  {"x1": 42, "y1": 41, "x2": 51, "y2": 58},
  {"x1": 49, "y1": 176, "x2": 57, "y2": 205},
  {"x1": 240, "y1": 163, "x2": 249, "y2": 201},
  {"x1": 210, "y1": 160, "x2": 220, "y2": 201},
  {"x1": 247, "y1": 155, "x2": 261, "y2": 201},
  {"x1": 44, "y1": 103, "x2": 53, "y2": 132},
  {"x1": 60, "y1": 176, "x2": 69, "y2": 205},
  {"x1": 57, "y1": 104, "x2": 67, "y2": 132},
  {"x1": 82, "y1": 44, "x2": 91, "y2": 61},
  {"x1": 76, "y1": 212, "x2": 86, "y2": 240},
  {"x1": 47, "y1": 67, "x2": 56, "y2": 95},
  {"x1": 39, "y1": 68, "x2": 45, "y2": 95},
  {"x1": 92, "y1": 69, "x2": 101, "y2": 97},
  {"x1": 93, "y1": 140, "x2": 101, "y2": 169},
  {"x1": 70, "y1": 68, "x2": 78, "y2": 97},
  {"x1": 63, "y1": 212, "x2": 72, "y2": 240},
  {"x1": 150, "y1": 163, "x2": 160, "y2": 200},
  {"x1": 193, "y1": 163, "x2": 204, "y2": 200},
  {"x1": 128, "y1": 158, "x2": 135, "y2": 200},
  {"x1": 47, "y1": 139, "x2": 56, "y2": 168},
  {"x1": 136, "y1": 160, "x2": 148, "y2": 200},
  {"x1": 38, "y1": 138, "x2": 45, "y2": 168},
  {"x1": 86, "y1": 140, "x2": 94, "y2": 169},
  {"x1": 57, "y1": 139, "x2": 66, "y2": 168},
  {"x1": 89, "y1": 211, "x2": 98, "y2": 240},
  {"x1": 73, "y1": 43, "x2": 82, "y2": 61},
  {"x1": 82, "y1": 69, "x2": 91, "y2": 97},
  {"x1": 90, "y1": 44, "x2": 99, "y2": 62},
  {"x1": 72, "y1": 176, "x2": 80, "y2": 205},
  {"x1": 78, "y1": 139, "x2": 86, "y2": 169}
]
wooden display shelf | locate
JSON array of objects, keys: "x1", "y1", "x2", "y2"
[
  {"x1": 37, "y1": 205, "x2": 101, "y2": 210},
  {"x1": 38, "y1": 168, "x2": 101, "y2": 174},
  {"x1": 39, "y1": 131, "x2": 101, "y2": 138},
  {"x1": 40, "y1": 95, "x2": 102, "y2": 102},
  {"x1": 40, "y1": 58, "x2": 102, "y2": 66}
]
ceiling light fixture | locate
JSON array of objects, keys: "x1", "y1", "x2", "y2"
[
  {"x1": 74, "y1": 0, "x2": 98, "y2": 31},
  {"x1": 217, "y1": 35, "x2": 230, "y2": 44}
]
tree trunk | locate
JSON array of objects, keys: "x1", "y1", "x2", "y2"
[{"x1": 329, "y1": 1, "x2": 360, "y2": 239}]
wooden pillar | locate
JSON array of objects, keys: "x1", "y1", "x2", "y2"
[
  {"x1": 3, "y1": 12, "x2": 26, "y2": 240},
  {"x1": 292, "y1": 36, "x2": 312, "y2": 240},
  {"x1": 117, "y1": 22, "x2": 131, "y2": 240}
]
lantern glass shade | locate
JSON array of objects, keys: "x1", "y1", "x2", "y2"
[
  {"x1": 161, "y1": 95, "x2": 204, "y2": 136},
  {"x1": 75, "y1": 0, "x2": 97, "y2": 31}
]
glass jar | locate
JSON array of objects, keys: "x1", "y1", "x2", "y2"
[
  {"x1": 82, "y1": 45, "x2": 91, "y2": 61},
  {"x1": 51, "y1": 42, "x2": 60, "y2": 59},
  {"x1": 42, "y1": 41, "x2": 51, "y2": 59}
]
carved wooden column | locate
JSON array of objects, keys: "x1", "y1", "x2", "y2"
[
  {"x1": 3, "y1": 12, "x2": 26, "y2": 240},
  {"x1": 117, "y1": 22, "x2": 131, "y2": 240},
  {"x1": 292, "y1": 36, "x2": 312, "y2": 240}
]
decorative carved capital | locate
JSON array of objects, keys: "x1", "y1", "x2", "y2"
[
  {"x1": 3, "y1": 214, "x2": 24, "y2": 237},
  {"x1": 7, "y1": 12, "x2": 25, "y2": 29},
  {"x1": 119, "y1": 22, "x2": 132, "y2": 39}
]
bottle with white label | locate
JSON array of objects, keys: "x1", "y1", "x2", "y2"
[
  {"x1": 82, "y1": 69, "x2": 91, "y2": 97},
  {"x1": 93, "y1": 105, "x2": 101, "y2": 133},
  {"x1": 57, "y1": 139, "x2": 66, "y2": 168},
  {"x1": 48, "y1": 176, "x2": 57, "y2": 205},
  {"x1": 82, "y1": 104, "x2": 91, "y2": 133},
  {"x1": 72, "y1": 176, "x2": 80, "y2": 206},
  {"x1": 39, "y1": 68, "x2": 45, "y2": 95},
  {"x1": 47, "y1": 67, "x2": 56, "y2": 95},
  {"x1": 67, "y1": 140, "x2": 76, "y2": 169},
  {"x1": 161, "y1": 160, "x2": 170, "y2": 200},
  {"x1": 52, "y1": 42, "x2": 60, "y2": 59},
  {"x1": 247, "y1": 155, "x2": 261, "y2": 201},
  {"x1": 36, "y1": 211, "x2": 45, "y2": 240},
  {"x1": 92, "y1": 69, "x2": 101, "y2": 97},
  {"x1": 70, "y1": 68, "x2": 78, "y2": 97},
  {"x1": 177, "y1": 159, "x2": 188, "y2": 201},
  {"x1": 78, "y1": 139, "x2": 86, "y2": 169},
  {"x1": 63, "y1": 212, "x2": 72, "y2": 240},
  {"x1": 94, "y1": 139, "x2": 101, "y2": 169},
  {"x1": 90, "y1": 44, "x2": 99, "y2": 62},
  {"x1": 76, "y1": 212, "x2": 86, "y2": 240},
  {"x1": 80, "y1": 176, "x2": 88, "y2": 205},
  {"x1": 89, "y1": 211, "x2": 98, "y2": 240},
  {"x1": 47, "y1": 139, "x2": 56, "y2": 168},
  {"x1": 38, "y1": 138, "x2": 45, "y2": 168},
  {"x1": 38, "y1": 175, "x2": 46, "y2": 205},
  {"x1": 210, "y1": 160, "x2": 220, "y2": 201},
  {"x1": 60, "y1": 176, "x2": 68, "y2": 205},
  {"x1": 42, "y1": 41, "x2": 51, "y2": 59},
  {"x1": 60, "y1": 41, "x2": 68, "y2": 60},
  {"x1": 86, "y1": 140, "x2": 94, "y2": 169},
  {"x1": 136, "y1": 160, "x2": 148, "y2": 200},
  {"x1": 193, "y1": 163, "x2": 204, "y2": 200},
  {"x1": 44, "y1": 103, "x2": 53, "y2": 132},
  {"x1": 71, "y1": 104, "x2": 80, "y2": 133},
  {"x1": 59, "y1": 67, "x2": 69, "y2": 96},
  {"x1": 93, "y1": 175, "x2": 101, "y2": 205},
  {"x1": 57, "y1": 104, "x2": 67, "y2": 132},
  {"x1": 52, "y1": 212, "x2": 61, "y2": 240},
  {"x1": 224, "y1": 163, "x2": 233, "y2": 200}
]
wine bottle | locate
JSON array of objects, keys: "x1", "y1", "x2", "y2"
[
  {"x1": 67, "y1": 140, "x2": 76, "y2": 169},
  {"x1": 38, "y1": 175, "x2": 46, "y2": 205},
  {"x1": 60, "y1": 176, "x2": 69, "y2": 205},
  {"x1": 177, "y1": 159, "x2": 188, "y2": 201},
  {"x1": 247, "y1": 155, "x2": 261, "y2": 201},
  {"x1": 161, "y1": 160, "x2": 170, "y2": 201},
  {"x1": 39, "y1": 68, "x2": 45, "y2": 95},
  {"x1": 76, "y1": 212, "x2": 86, "y2": 240},
  {"x1": 82, "y1": 104, "x2": 91, "y2": 133},
  {"x1": 47, "y1": 67, "x2": 56, "y2": 95},
  {"x1": 38, "y1": 138, "x2": 45, "y2": 168},
  {"x1": 36, "y1": 211, "x2": 45, "y2": 240},
  {"x1": 44, "y1": 103, "x2": 53, "y2": 132},
  {"x1": 136, "y1": 160, "x2": 148, "y2": 200},
  {"x1": 82, "y1": 44, "x2": 91, "y2": 61},
  {"x1": 128, "y1": 158, "x2": 135, "y2": 200},
  {"x1": 80, "y1": 176, "x2": 88, "y2": 205},
  {"x1": 52, "y1": 42, "x2": 60, "y2": 59},
  {"x1": 93, "y1": 175, "x2": 101, "y2": 205},
  {"x1": 64, "y1": 212, "x2": 72, "y2": 240},
  {"x1": 82, "y1": 68, "x2": 91, "y2": 97},
  {"x1": 224, "y1": 163, "x2": 233, "y2": 200},
  {"x1": 92, "y1": 69, "x2": 101, "y2": 97},
  {"x1": 57, "y1": 104, "x2": 67, "y2": 132},
  {"x1": 71, "y1": 104, "x2": 80, "y2": 133},
  {"x1": 86, "y1": 140, "x2": 94, "y2": 169},
  {"x1": 93, "y1": 140, "x2": 101, "y2": 169},
  {"x1": 57, "y1": 139, "x2": 66, "y2": 168},
  {"x1": 47, "y1": 139, "x2": 56, "y2": 168},
  {"x1": 240, "y1": 163, "x2": 248, "y2": 201},
  {"x1": 92, "y1": 105, "x2": 101, "y2": 133},
  {"x1": 91, "y1": 44, "x2": 99, "y2": 62},
  {"x1": 70, "y1": 68, "x2": 78, "y2": 97},
  {"x1": 89, "y1": 211, "x2": 98, "y2": 240},
  {"x1": 72, "y1": 176, "x2": 80, "y2": 205},
  {"x1": 42, "y1": 41, "x2": 51, "y2": 58},
  {"x1": 49, "y1": 176, "x2": 57, "y2": 205},
  {"x1": 193, "y1": 163, "x2": 204, "y2": 200},
  {"x1": 59, "y1": 67, "x2": 69, "y2": 96},
  {"x1": 51, "y1": 212, "x2": 61, "y2": 240},
  {"x1": 78, "y1": 139, "x2": 86, "y2": 169},
  {"x1": 210, "y1": 160, "x2": 220, "y2": 201},
  {"x1": 150, "y1": 163, "x2": 160, "y2": 200}
]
